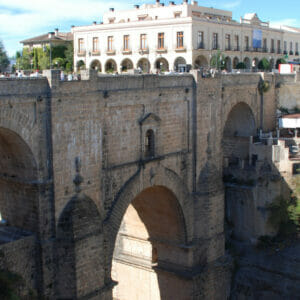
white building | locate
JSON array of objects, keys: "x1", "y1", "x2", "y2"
[{"x1": 72, "y1": 0, "x2": 300, "y2": 73}]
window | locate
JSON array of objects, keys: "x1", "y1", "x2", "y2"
[
  {"x1": 197, "y1": 31, "x2": 204, "y2": 49},
  {"x1": 244, "y1": 36, "x2": 249, "y2": 50},
  {"x1": 290, "y1": 41, "x2": 293, "y2": 51},
  {"x1": 234, "y1": 35, "x2": 239, "y2": 50},
  {"x1": 140, "y1": 34, "x2": 147, "y2": 50},
  {"x1": 212, "y1": 33, "x2": 218, "y2": 49},
  {"x1": 92, "y1": 37, "x2": 99, "y2": 52},
  {"x1": 145, "y1": 129, "x2": 155, "y2": 158},
  {"x1": 107, "y1": 36, "x2": 114, "y2": 51},
  {"x1": 177, "y1": 31, "x2": 184, "y2": 48},
  {"x1": 296, "y1": 42, "x2": 299, "y2": 53},
  {"x1": 225, "y1": 34, "x2": 230, "y2": 50},
  {"x1": 284, "y1": 41, "x2": 287, "y2": 51},
  {"x1": 158, "y1": 33, "x2": 164, "y2": 49},
  {"x1": 263, "y1": 38, "x2": 267, "y2": 51},
  {"x1": 123, "y1": 35, "x2": 130, "y2": 51},
  {"x1": 271, "y1": 39, "x2": 275, "y2": 52},
  {"x1": 277, "y1": 40, "x2": 281, "y2": 53},
  {"x1": 78, "y1": 38, "x2": 85, "y2": 53}
]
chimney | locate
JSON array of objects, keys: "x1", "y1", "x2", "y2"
[
  {"x1": 183, "y1": 0, "x2": 188, "y2": 3},
  {"x1": 156, "y1": 0, "x2": 160, "y2": 3},
  {"x1": 169, "y1": 1, "x2": 175, "y2": 5},
  {"x1": 192, "y1": 0, "x2": 198, "y2": 5},
  {"x1": 48, "y1": 32, "x2": 54, "y2": 39},
  {"x1": 54, "y1": 28, "x2": 59, "y2": 36},
  {"x1": 109, "y1": 7, "x2": 114, "y2": 12},
  {"x1": 134, "y1": 4, "x2": 139, "y2": 8},
  {"x1": 93, "y1": 21, "x2": 97, "y2": 25}
]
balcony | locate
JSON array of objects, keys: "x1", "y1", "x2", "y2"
[
  {"x1": 270, "y1": 48, "x2": 275, "y2": 53},
  {"x1": 156, "y1": 47, "x2": 167, "y2": 54},
  {"x1": 197, "y1": 42, "x2": 205, "y2": 49},
  {"x1": 91, "y1": 50, "x2": 100, "y2": 56},
  {"x1": 225, "y1": 45, "x2": 231, "y2": 51},
  {"x1": 139, "y1": 47, "x2": 149, "y2": 54},
  {"x1": 77, "y1": 50, "x2": 86, "y2": 57},
  {"x1": 283, "y1": 50, "x2": 288, "y2": 55},
  {"x1": 234, "y1": 46, "x2": 240, "y2": 51},
  {"x1": 244, "y1": 46, "x2": 250, "y2": 52},
  {"x1": 106, "y1": 49, "x2": 116, "y2": 55},
  {"x1": 289, "y1": 50, "x2": 294, "y2": 55},
  {"x1": 262, "y1": 47, "x2": 268, "y2": 53},
  {"x1": 175, "y1": 46, "x2": 186, "y2": 52},
  {"x1": 296, "y1": 51, "x2": 299, "y2": 56},
  {"x1": 122, "y1": 48, "x2": 132, "y2": 55},
  {"x1": 212, "y1": 44, "x2": 220, "y2": 50},
  {"x1": 277, "y1": 49, "x2": 282, "y2": 54}
]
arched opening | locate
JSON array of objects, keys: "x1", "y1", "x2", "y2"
[
  {"x1": 252, "y1": 57, "x2": 259, "y2": 70},
  {"x1": 137, "y1": 58, "x2": 150, "y2": 73},
  {"x1": 269, "y1": 58, "x2": 275, "y2": 71},
  {"x1": 222, "y1": 103, "x2": 257, "y2": 241},
  {"x1": 194, "y1": 55, "x2": 208, "y2": 69},
  {"x1": 174, "y1": 57, "x2": 187, "y2": 72},
  {"x1": 0, "y1": 127, "x2": 38, "y2": 232},
  {"x1": 90, "y1": 59, "x2": 102, "y2": 72},
  {"x1": 233, "y1": 57, "x2": 239, "y2": 69},
  {"x1": 225, "y1": 56, "x2": 232, "y2": 72},
  {"x1": 112, "y1": 186, "x2": 189, "y2": 300},
  {"x1": 76, "y1": 60, "x2": 85, "y2": 70},
  {"x1": 243, "y1": 57, "x2": 251, "y2": 69},
  {"x1": 56, "y1": 195, "x2": 103, "y2": 299},
  {"x1": 105, "y1": 59, "x2": 117, "y2": 73},
  {"x1": 145, "y1": 129, "x2": 155, "y2": 158},
  {"x1": 154, "y1": 58, "x2": 169, "y2": 73},
  {"x1": 121, "y1": 58, "x2": 134, "y2": 72}
]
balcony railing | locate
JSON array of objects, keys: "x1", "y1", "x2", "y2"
[
  {"x1": 277, "y1": 49, "x2": 282, "y2": 54},
  {"x1": 296, "y1": 51, "x2": 299, "y2": 56},
  {"x1": 283, "y1": 50, "x2": 288, "y2": 55},
  {"x1": 77, "y1": 50, "x2": 86, "y2": 57},
  {"x1": 225, "y1": 45, "x2": 231, "y2": 51},
  {"x1": 262, "y1": 47, "x2": 268, "y2": 53},
  {"x1": 156, "y1": 46, "x2": 168, "y2": 53},
  {"x1": 244, "y1": 46, "x2": 250, "y2": 52},
  {"x1": 91, "y1": 50, "x2": 100, "y2": 56},
  {"x1": 234, "y1": 46, "x2": 240, "y2": 51},
  {"x1": 289, "y1": 50, "x2": 294, "y2": 55},
  {"x1": 270, "y1": 48, "x2": 275, "y2": 53},
  {"x1": 175, "y1": 45, "x2": 186, "y2": 52},
  {"x1": 139, "y1": 47, "x2": 149, "y2": 54},
  {"x1": 197, "y1": 42, "x2": 205, "y2": 49},
  {"x1": 122, "y1": 48, "x2": 132, "y2": 54},
  {"x1": 212, "y1": 44, "x2": 220, "y2": 50},
  {"x1": 106, "y1": 48, "x2": 116, "y2": 55}
]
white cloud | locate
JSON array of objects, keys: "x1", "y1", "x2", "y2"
[
  {"x1": 221, "y1": 0, "x2": 241, "y2": 9},
  {"x1": 0, "y1": 0, "x2": 131, "y2": 55},
  {"x1": 270, "y1": 18, "x2": 300, "y2": 29}
]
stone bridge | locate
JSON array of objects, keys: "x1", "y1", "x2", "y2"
[{"x1": 0, "y1": 70, "x2": 291, "y2": 299}]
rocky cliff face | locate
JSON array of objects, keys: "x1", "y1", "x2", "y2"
[{"x1": 230, "y1": 241, "x2": 300, "y2": 299}]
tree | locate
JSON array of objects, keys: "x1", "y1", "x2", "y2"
[
  {"x1": 0, "y1": 40, "x2": 9, "y2": 72},
  {"x1": 210, "y1": 50, "x2": 225, "y2": 70},
  {"x1": 258, "y1": 58, "x2": 270, "y2": 71},
  {"x1": 236, "y1": 62, "x2": 246, "y2": 69}
]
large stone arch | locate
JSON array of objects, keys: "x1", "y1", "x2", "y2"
[
  {"x1": 56, "y1": 193, "x2": 104, "y2": 299},
  {"x1": 105, "y1": 59, "x2": 117, "y2": 73},
  {"x1": 137, "y1": 58, "x2": 150, "y2": 73},
  {"x1": 0, "y1": 126, "x2": 39, "y2": 232},
  {"x1": 154, "y1": 57, "x2": 169, "y2": 72},
  {"x1": 243, "y1": 57, "x2": 251, "y2": 69},
  {"x1": 233, "y1": 57, "x2": 239, "y2": 69},
  {"x1": 104, "y1": 164, "x2": 192, "y2": 279},
  {"x1": 225, "y1": 56, "x2": 232, "y2": 72},
  {"x1": 173, "y1": 56, "x2": 187, "y2": 72}
]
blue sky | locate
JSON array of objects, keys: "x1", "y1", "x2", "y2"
[{"x1": 1, "y1": 0, "x2": 300, "y2": 57}]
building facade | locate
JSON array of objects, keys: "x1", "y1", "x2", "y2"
[{"x1": 72, "y1": 0, "x2": 300, "y2": 73}]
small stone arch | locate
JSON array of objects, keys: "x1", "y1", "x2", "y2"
[
  {"x1": 225, "y1": 56, "x2": 232, "y2": 72},
  {"x1": 76, "y1": 60, "x2": 85, "y2": 70},
  {"x1": 194, "y1": 55, "x2": 208, "y2": 69},
  {"x1": 56, "y1": 193, "x2": 104, "y2": 299},
  {"x1": 174, "y1": 56, "x2": 187, "y2": 72},
  {"x1": 252, "y1": 57, "x2": 259, "y2": 69},
  {"x1": 90, "y1": 59, "x2": 102, "y2": 72},
  {"x1": 233, "y1": 57, "x2": 239, "y2": 69},
  {"x1": 243, "y1": 57, "x2": 251, "y2": 69},
  {"x1": 154, "y1": 57, "x2": 169, "y2": 72},
  {"x1": 105, "y1": 59, "x2": 117, "y2": 73},
  {"x1": 120, "y1": 58, "x2": 134, "y2": 72},
  {"x1": 137, "y1": 58, "x2": 150, "y2": 73}
]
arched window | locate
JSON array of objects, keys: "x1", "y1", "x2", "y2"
[{"x1": 145, "y1": 129, "x2": 155, "y2": 158}]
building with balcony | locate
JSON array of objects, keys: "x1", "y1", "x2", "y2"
[{"x1": 72, "y1": 0, "x2": 300, "y2": 73}]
